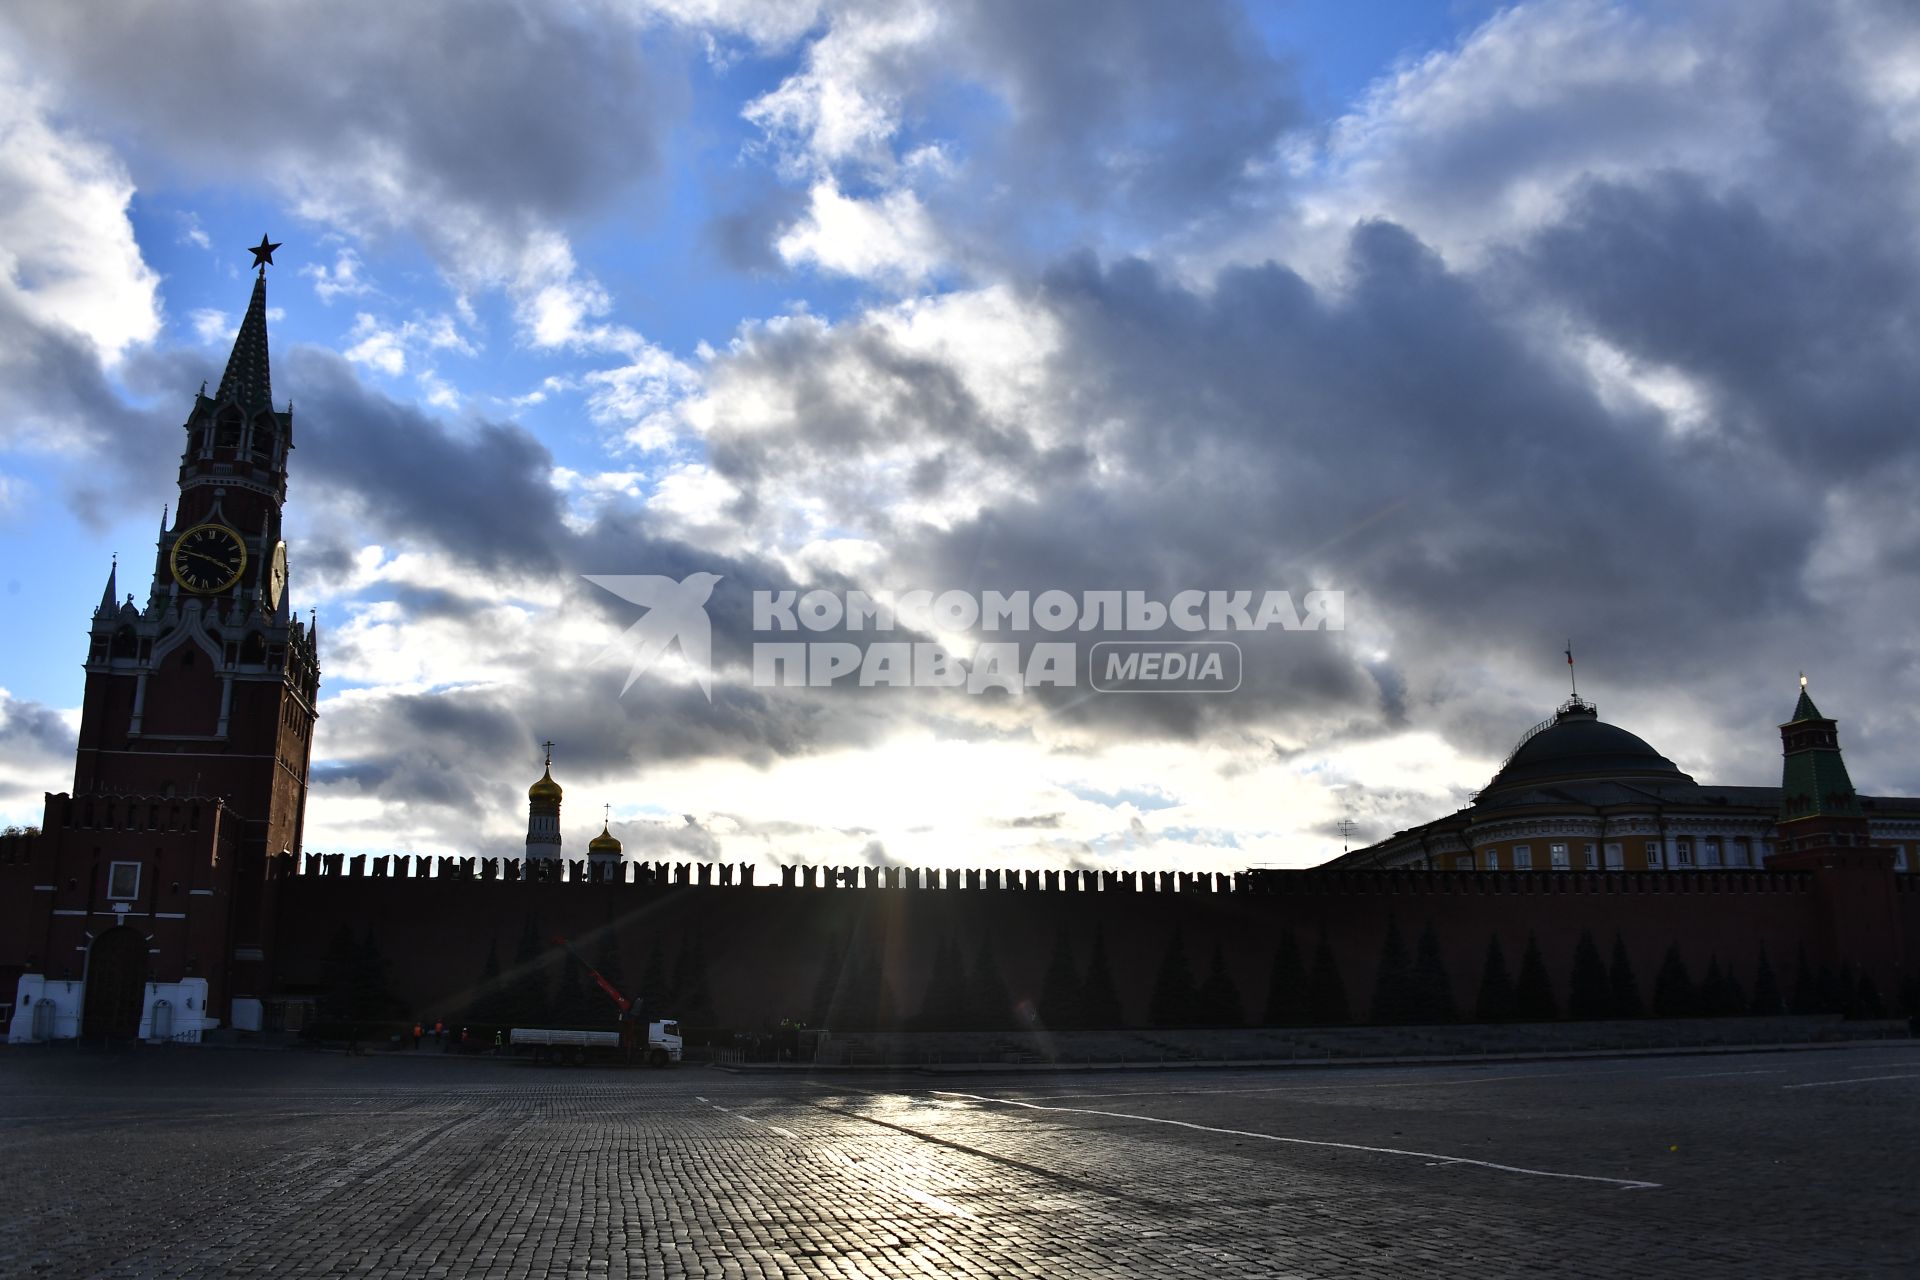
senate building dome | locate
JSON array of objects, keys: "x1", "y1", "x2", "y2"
[
  {"x1": 1327, "y1": 681, "x2": 1920, "y2": 876},
  {"x1": 1476, "y1": 698, "x2": 1692, "y2": 802}
]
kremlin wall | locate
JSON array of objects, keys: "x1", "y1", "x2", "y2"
[
  {"x1": 262, "y1": 853, "x2": 1918, "y2": 1036},
  {"x1": 4, "y1": 256, "x2": 1917, "y2": 1047}
]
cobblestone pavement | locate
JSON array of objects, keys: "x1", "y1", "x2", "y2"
[{"x1": 2, "y1": 1042, "x2": 1917, "y2": 1278}]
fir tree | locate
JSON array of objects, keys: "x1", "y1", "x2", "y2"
[
  {"x1": 1196, "y1": 943, "x2": 1244, "y2": 1028},
  {"x1": 1749, "y1": 945, "x2": 1784, "y2": 1016},
  {"x1": 1608, "y1": 933, "x2": 1644, "y2": 1019},
  {"x1": 1078, "y1": 926, "x2": 1125, "y2": 1028},
  {"x1": 504, "y1": 914, "x2": 552, "y2": 1026},
  {"x1": 679, "y1": 937, "x2": 714, "y2": 1024},
  {"x1": 1474, "y1": 934, "x2": 1516, "y2": 1023},
  {"x1": 1409, "y1": 922, "x2": 1457, "y2": 1024},
  {"x1": 1816, "y1": 963, "x2": 1848, "y2": 1015},
  {"x1": 1149, "y1": 928, "x2": 1199, "y2": 1027},
  {"x1": 1789, "y1": 943, "x2": 1818, "y2": 1014},
  {"x1": 837, "y1": 943, "x2": 893, "y2": 1031},
  {"x1": 1652, "y1": 943, "x2": 1696, "y2": 1018},
  {"x1": 641, "y1": 940, "x2": 673, "y2": 1011},
  {"x1": 1700, "y1": 955, "x2": 1746, "y2": 1017},
  {"x1": 810, "y1": 937, "x2": 844, "y2": 1027},
  {"x1": 1566, "y1": 930, "x2": 1612, "y2": 1020},
  {"x1": 671, "y1": 937, "x2": 697, "y2": 1018},
  {"x1": 462, "y1": 938, "x2": 506, "y2": 1027},
  {"x1": 916, "y1": 936, "x2": 967, "y2": 1030},
  {"x1": 555, "y1": 947, "x2": 606, "y2": 1027},
  {"x1": 590, "y1": 930, "x2": 628, "y2": 1005},
  {"x1": 967, "y1": 938, "x2": 1014, "y2": 1030},
  {"x1": 1512, "y1": 932, "x2": 1558, "y2": 1021},
  {"x1": 1367, "y1": 916, "x2": 1416, "y2": 1025},
  {"x1": 1039, "y1": 925, "x2": 1084, "y2": 1029},
  {"x1": 319, "y1": 924, "x2": 360, "y2": 1022},
  {"x1": 1262, "y1": 929, "x2": 1310, "y2": 1027},
  {"x1": 1306, "y1": 928, "x2": 1350, "y2": 1026},
  {"x1": 1847, "y1": 969, "x2": 1886, "y2": 1020}
]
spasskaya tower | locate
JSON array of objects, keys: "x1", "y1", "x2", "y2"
[{"x1": 4, "y1": 237, "x2": 319, "y2": 1042}]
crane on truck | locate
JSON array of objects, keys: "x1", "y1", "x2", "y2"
[{"x1": 507, "y1": 935, "x2": 683, "y2": 1066}]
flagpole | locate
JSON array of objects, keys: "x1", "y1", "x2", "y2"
[{"x1": 1566, "y1": 641, "x2": 1578, "y2": 699}]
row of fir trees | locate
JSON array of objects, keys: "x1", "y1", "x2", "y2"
[
  {"x1": 325, "y1": 914, "x2": 1890, "y2": 1034},
  {"x1": 827, "y1": 918, "x2": 1886, "y2": 1032}
]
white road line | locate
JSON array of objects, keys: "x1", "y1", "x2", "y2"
[
  {"x1": 1022, "y1": 1072, "x2": 1571, "y2": 1101},
  {"x1": 768, "y1": 1125, "x2": 798, "y2": 1139},
  {"x1": 933, "y1": 1090, "x2": 1661, "y2": 1191},
  {"x1": 1663, "y1": 1069, "x2": 1783, "y2": 1080},
  {"x1": 1783, "y1": 1073, "x2": 1920, "y2": 1089}
]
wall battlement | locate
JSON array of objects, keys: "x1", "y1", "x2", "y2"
[{"x1": 276, "y1": 851, "x2": 1823, "y2": 898}]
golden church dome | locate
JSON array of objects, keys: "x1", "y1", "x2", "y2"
[
  {"x1": 588, "y1": 822, "x2": 622, "y2": 857},
  {"x1": 528, "y1": 766, "x2": 563, "y2": 804}
]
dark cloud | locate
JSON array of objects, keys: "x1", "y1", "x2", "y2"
[
  {"x1": 289, "y1": 347, "x2": 567, "y2": 571},
  {"x1": 0, "y1": 693, "x2": 73, "y2": 759},
  {"x1": 947, "y1": 0, "x2": 1303, "y2": 222},
  {"x1": 1, "y1": 2, "x2": 688, "y2": 233},
  {"x1": 1521, "y1": 173, "x2": 1920, "y2": 483},
  {"x1": 0, "y1": 293, "x2": 185, "y2": 527}
]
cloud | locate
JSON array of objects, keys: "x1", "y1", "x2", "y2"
[
  {"x1": 13, "y1": 0, "x2": 1920, "y2": 871},
  {"x1": 188, "y1": 309, "x2": 231, "y2": 346},
  {"x1": 303, "y1": 247, "x2": 378, "y2": 304},
  {"x1": 0, "y1": 0, "x2": 692, "y2": 351},
  {"x1": 775, "y1": 180, "x2": 946, "y2": 283},
  {"x1": 0, "y1": 53, "x2": 160, "y2": 363},
  {"x1": 0, "y1": 689, "x2": 74, "y2": 826},
  {"x1": 735, "y1": 0, "x2": 1304, "y2": 282}
]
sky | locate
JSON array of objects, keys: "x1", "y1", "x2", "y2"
[{"x1": 3, "y1": 0, "x2": 1919, "y2": 874}]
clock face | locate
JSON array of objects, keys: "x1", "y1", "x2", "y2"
[
  {"x1": 266, "y1": 540, "x2": 288, "y2": 610},
  {"x1": 169, "y1": 523, "x2": 248, "y2": 594}
]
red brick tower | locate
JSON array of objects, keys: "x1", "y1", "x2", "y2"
[
  {"x1": 1769, "y1": 677, "x2": 1903, "y2": 1006},
  {"x1": 5, "y1": 238, "x2": 319, "y2": 1042}
]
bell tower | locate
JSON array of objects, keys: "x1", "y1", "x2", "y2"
[{"x1": 8, "y1": 237, "x2": 320, "y2": 1042}]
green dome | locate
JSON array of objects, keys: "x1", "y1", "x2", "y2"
[{"x1": 1478, "y1": 699, "x2": 1691, "y2": 801}]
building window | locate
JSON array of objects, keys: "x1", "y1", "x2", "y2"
[
  {"x1": 1645, "y1": 841, "x2": 1664, "y2": 869},
  {"x1": 1513, "y1": 845, "x2": 1533, "y2": 870},
  {"x1": 1583, "y1": 842, "x2": 1599, "y2": 870},
  {"x1": 1549, "y1": 842, "x2": 1569, "y2": 870},
  {"x1": 1702, "y1": 840, "x2": 1721, "y2": 867},
  {"x1": 1455, "y1": 855, "x2": 1474, "y2": 871},
  {"x1": 1674, "y1": 840, "x2": 1693, "y2": 867},
  {"x1": 1894, "y1": 845, "x2": 1909, "y2": 872},
  {"x1": 1604, "y1": 842, "x2": 1624, "y2": 870},
  {"x1": 1728, "y1": 841, "x2": 1750, "y2": 868},
  {"x1": 107, "y1": 862, "x2": 141, "y2": 901},
  {"x1": 1485, "y1": 849, "x2": 1500, "y2": 870}
]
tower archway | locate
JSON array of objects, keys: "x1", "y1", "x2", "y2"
[{"x1": 81, "y1": 927, "x2": 147, "y2": 1040}]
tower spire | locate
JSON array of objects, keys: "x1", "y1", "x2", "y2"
[
  {"x1": 216, "y1": 241, "x2": 278, "y2": 409},
  {"x1": 1776, "y1": 675, "x2": 1865, "y2": 857},
  {"x1": 97, "y1": 555, "x2": 117, "y2": 616}
]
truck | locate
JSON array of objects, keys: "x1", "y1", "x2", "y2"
[
  {"x1": 509, "y1": 1021, "x2": 683, "y2": 1067},
  {"x1": 507, "y1": 935, "x2": 684, "y2": 1066}
]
